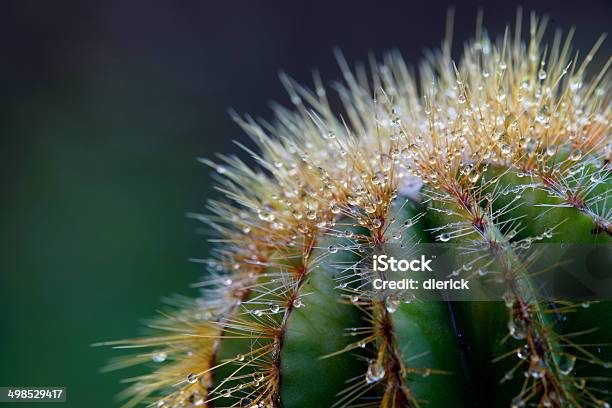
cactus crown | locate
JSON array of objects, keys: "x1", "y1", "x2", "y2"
[{"x1": 100, "y1": 10, "x2": 611, "y2": 408}]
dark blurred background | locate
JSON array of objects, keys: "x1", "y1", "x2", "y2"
[{"x1": 0, "y1": 0, "x2": 609, "y2": 406}]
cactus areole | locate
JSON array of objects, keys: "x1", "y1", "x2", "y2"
[{"x1": 102, "y1": 11, "x2": 612, "y2": 408}]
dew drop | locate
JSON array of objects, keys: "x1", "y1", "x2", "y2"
[
  {"x1": 558, "y1": 354, "x2": 576, "y2": 375},
  {"x1": 190, "y1": 391, "x2": 205, "y2": 406},
  {"x1": 516, "y1": 346, "x2": 528, "y2": 360},
  {"x1": 269, "y1": 304, "x2": 280, "y2": 314},
  {"x1": 508, "y1": 319, "x2": 527, "y2": 340},
  {"x1": 468, "y1": 172, "x2": 480, "y2": 183},
  {"x1": 152, "y1": 351, "x2": 167, "y2": 363},
  {"x1": 392, "y1": 231, "x2": 402, "y2": 240},
  {"x1": 365, "y1": 361, "x2": 386, "y2": 384},
  {"x1": 328, "y1": 245, "x2": 339, "y2": 254},
  {"x1": 438, "y1": 233, "x2": 451, "y2": 242},
  {"x1": 385, "y1": 295, "x2": 400, "y2": 313},
  {"x1": 538, "y1": 69, "x2": 547, "y2": 80},
  {"x1": 372, "y1": 219, "x2": 383, "y2": 228},
  {"x1": 371, "y1": 175, "x2": 382, "y2": 185},
  {"x1": 239, "y1": 398, "x2": 253, "y2": 407},
  {"x1": 503, "y1": 291, "x2": 515, "y2": 308},
  {"x1": 187, "y1": 373, "x2": 198, "y2": 384},
  {"x1": 236, "y1": 353, "x2": 245, "y2": 362},
  {"x1": 293, "y1": 298, "x2": 304, "y2": 308},
  {"x1": 501, "y1": 144, "x2": 512, "y2": 156},
  {"x1": 569, "y1": 149, "x2": 582, "y2": 161}
]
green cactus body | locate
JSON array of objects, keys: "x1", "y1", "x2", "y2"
[{"x1": 102, "y1": 11, "x2": 612, "y2": 408}]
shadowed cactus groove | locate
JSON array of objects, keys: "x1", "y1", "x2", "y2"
[{"x1": 99, "y1": 10, "x2": 612, "y2": 408}]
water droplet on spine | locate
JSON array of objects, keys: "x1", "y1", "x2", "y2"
[
  {"x1": 569, "y1": 149, "x2": 582, "y2": 161},
  {"x1": 558, "y1": 354, "x2": 576, "y2": 375},
  {"x1": 438, "y1": 233, "x2": 451, "y2": 242},
  {"x1": 502, "y1": 291, "x2": 515, "y2": 308},
  {"x1": 508, "y1": 319, "x2": 527, "y2": 340},
  {"x1": 501, "y1": 144, "x2": 512, "y2": 156},
  {"x1": 190, "y1": 391, "x2": 205, "y2": 406},
  {"x1": 187, "y1": 373, "x2": 198, "y2": 384},
  {"x1": 365, "y1": 361, "x2": 386, "y2": 383},
  {"x1": 152, "y1": 351, "x2": 167, "y2": 363},
  {"x1": 538, "y1": 69, "x2": 547, "y2": 80},
  {"x1": 385, "y1": 295, "x2": 400, "y2": 313}
]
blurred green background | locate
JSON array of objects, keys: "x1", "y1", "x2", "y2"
[{"x1": 0, "y1": 0, "x2": 609, "y2": 407}]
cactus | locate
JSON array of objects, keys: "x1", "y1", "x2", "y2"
[{"x1": 100, "y1": 11, "x2": 612, "y2": 408}]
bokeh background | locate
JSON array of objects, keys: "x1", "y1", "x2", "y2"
[{"x1": 1, "y1": 0, "x2": 610, "y2": 406}]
